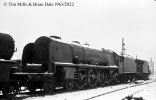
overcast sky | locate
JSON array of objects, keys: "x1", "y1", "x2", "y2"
[{"x1": 0, "y1": 0, "x2": 156, "y2": 68}]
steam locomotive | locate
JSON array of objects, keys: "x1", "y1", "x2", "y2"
[
  {"x1": 0, "y1": 33, "x2": 18, "y2": 97},
  {"x1": 0, "y1": 33, "x2": 150, "y2": 97},
  {"x1": 21, "y1": 35, "x2": 150, "y2": 92}
]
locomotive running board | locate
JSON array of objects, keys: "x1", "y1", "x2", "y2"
[
  {"x1": 12, "y1": 64, "x2": 54, "y2": 75},
  {"x1": 12, "y1": 72, "x2": 54, "y2": 75},
  {"x1": 53, "y1": 62, "x2": 118, "y2": 69}
]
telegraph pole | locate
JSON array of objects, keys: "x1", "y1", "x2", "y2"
[
  {"x1": 121, "y1": 38, "x2": 126, "y2": 74},
  {"x1": 122, "y1": 38, "x2": 125, "y2": 56}
]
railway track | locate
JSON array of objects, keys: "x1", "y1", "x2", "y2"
[
  {"x1": 0, "y1": 80, "x2": 155, "y2": 100},
  {"x1": 84, "y1": 80, "x2": 156, "y2": 100}
]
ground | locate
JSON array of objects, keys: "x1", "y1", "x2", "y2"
[{"x1": 1, "y1": 75, "x2": 156, "y2": 100}]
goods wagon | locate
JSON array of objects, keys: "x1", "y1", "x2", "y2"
[
  {"x1": 117, "y1": 55, "x2": 137, "y2": 82},
  {"x1": 142, "y1": 60, "x2": 149, "y2": 80},
  {"x1": 135, "y1": 59, "x2": 149, "y2": 80},
  {"x1": 124, "y1": 55, "x2": 137, "y2": 73},
  {"x1": 118, "y1": 55, "x2": 136, "y2": 74},
  {"x1": 143, "y1": 60, "x2": 149, "y2": 74},
  {"x1": 135, "y1": 59, "x2": 143, "y2": 73}
]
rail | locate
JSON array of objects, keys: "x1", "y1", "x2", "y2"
[{"x1": 83, "y1": 80, "x2": 156, "y2": 100}]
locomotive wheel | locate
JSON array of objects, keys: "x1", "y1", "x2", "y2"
[
  {"x1": 125, "y1": 75, "x2": 129, "y2": 83},
  {"x1": 75, "y1": 72, "x2": 87, "y2": 89},
  {"x1": 63, "y1": 80, "x2": 74, "y2": 91},
  {"x1": 27, "y1": 86, "x2": 36, "y2": 93},
  {"x1": 88, "y1": 68, "x2": 98, "y2": 88},
  {"x1": 129, "y1": 75, "x2": 133, "y2": 82},
  {"x1": 43, "y1": 78, "x2": 55, "y2": 93},
  {"x1": 2, "y1": 81, "x2": 18, "y2": 97},
  {"x1": 99, "y1": 69, "x2": 106, "y2": 86},
  {"x1": 75, "y1": 79, "x2": 86, "y2": 89},
  {"x1": 119, "y1": 75, "x2": 124, "y2": 83},
  {"x1": 27, "y1": 81, "x2": 36, "y2": 93},
  {"x1": 127, "y1": 75, "x2": 131, "y2": 83},
  {"x1": 124, "y1": 75, "x2": 128, "y2": 83},
  {"x1": 133, "y1": 75, "x2": 137, "y2": 82}
]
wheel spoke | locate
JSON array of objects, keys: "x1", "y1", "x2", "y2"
[
  {"x1": 88, "y1": 68, "x2": 98, "y2": 88},
  {"x1": 99, "y1": 70, "x2": 106, "y2": 86},
  {"x1": 26, "y1": 80, "x2": 36, "y2": 93},
  {"x1": 64, "y1": 80, "x2": 74, "y2": 91},
  {"x1": 2, "y1": 82, "x2": 18, "y2": 97},
  {"x1": 75, "y1": 68, "x2": 87, "y2": 89},
  {"x1": 43, "y1": 78, "x2": 55, "y2": 93},
  {"x1": 75, "y1": 77, "x2": 86, "y2": 89}
]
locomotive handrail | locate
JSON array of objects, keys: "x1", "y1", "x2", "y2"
[
  {"x1": 26, "y1": 64, "x2": 42, "y2": 67},
  {"x1": 12, "y1": 72, "x2": 54, "y2": 75},
  {"x1": 0, "y1": 59, "x2": 16, "y2": 63},
  {"x1": 72, "y1": 41, "x2": 81, "y2": 44},
  {"x1": 50, "y1": 35, "x2": 61, "y2": 39},
  {"x1": 53, "y1": 62, "x2": 118, "y2": 69}
]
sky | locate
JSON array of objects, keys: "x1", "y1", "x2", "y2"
[{"x1": 0, "y1": 0, "x2": 156, "y2": 69}]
